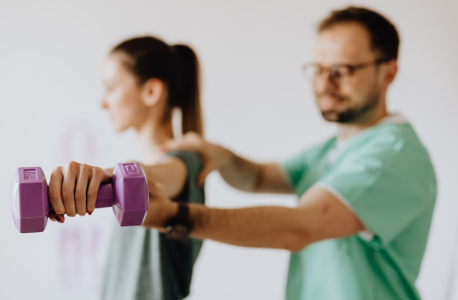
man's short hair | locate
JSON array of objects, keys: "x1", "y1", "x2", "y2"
[{"x1": 318, "y1": 6, "x2": 400, "y2": 60}]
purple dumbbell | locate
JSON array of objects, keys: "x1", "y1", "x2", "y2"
[{"x1": 11, "y1": 162, "x2": 149, "y2": 233}]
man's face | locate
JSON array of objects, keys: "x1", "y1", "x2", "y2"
[{"x1": 313, "y1": 22, "x2": 384, "y2": 123}]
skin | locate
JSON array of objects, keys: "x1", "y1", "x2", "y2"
[
  {"x1": 145, "y1": 22, "x2": 398, "y2": 251},
  {"x1": 49, "y1": 22, "x2": 398, "y2": 253},
  {"x1": 48, "y1": 53, "x2": 184, "y2": 224}
]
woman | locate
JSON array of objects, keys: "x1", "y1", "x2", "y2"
[{"x1": 47, "y1": 36, "x2": 205, "y2": 300}]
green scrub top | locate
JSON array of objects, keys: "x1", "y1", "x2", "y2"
[{"x1": 281, "y1": 119, "x2": 436, "y2": 300}]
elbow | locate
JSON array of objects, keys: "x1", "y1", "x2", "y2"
[{"x1": 282, "y1": 231, "x2": 311, "y2": 252}]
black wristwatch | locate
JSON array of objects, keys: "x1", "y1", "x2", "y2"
[{"x1": 164, "y1": 203, "x2": 193, "y2": 240}]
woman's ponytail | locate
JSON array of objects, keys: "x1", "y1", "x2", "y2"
[{"x1": 172, "y1": 45, "x2": 204, "y2": 136}]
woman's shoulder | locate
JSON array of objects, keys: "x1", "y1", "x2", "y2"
[
  {"x1": 165, "y1": 150, "x2": 202, "y2": 168},
  {"x1": 164, "y1": 150, "x2": 203, "y2": 182}
]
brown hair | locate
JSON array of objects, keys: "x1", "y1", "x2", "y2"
[
  {"x1": 111, "y1": 36, "x2": 203, "y2": 136},
  {"x1": 318, "y1": 6, "x2": 400, "y2": 60}
]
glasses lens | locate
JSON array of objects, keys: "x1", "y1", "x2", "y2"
[
  {"x1": 330, "y1": 65, "x2": 351, "y2": 79},
  {"x1": 302, "y1": 65, "x2": 320, "y2": 80}
]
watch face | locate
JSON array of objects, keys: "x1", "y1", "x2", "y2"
[{"x1": 167, "y1": 224, "x2": 189, "y2": 240}]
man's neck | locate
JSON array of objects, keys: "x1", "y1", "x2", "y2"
[{"x1": 337, "y1": 108, "x2": 389, "y2": 141}]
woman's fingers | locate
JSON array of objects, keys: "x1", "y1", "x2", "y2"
[
  {"x1": 61, "y1": 161, "x2": 79, "y2": 217},
  {"x1": 49, "y1": 166, "x2": 66, "y2": 215},
  {"x1": 49, "y1": 211, "x2": 65, "y2": 223},
  {"x1": 75, "y1": 164, "x2": 91, "y2": 216},
  {"x1": 49, "y1": 161, "x2": 112, "y2": 220},
  {"x1": 86, "y1": 168, "x2": 111, "y2": 214}
]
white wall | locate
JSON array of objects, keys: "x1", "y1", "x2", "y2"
[{"x1": 1, "y1": 0, "x2": 457, "y2": 299}]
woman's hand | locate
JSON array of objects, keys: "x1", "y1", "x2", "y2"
[
  {"x1": 161, "y1": 132, "x2": 232, "y2": 186},
  {"x1": 48, "y1": 161, "x2": 111, "y2": 223}
]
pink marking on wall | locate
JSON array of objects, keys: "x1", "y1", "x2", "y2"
[
  {"x1": 60, "y1": 122, "x2": 97, "y2": 163},
  {"x1": 59, "y1": 228, "x2": 82, "y2": 289},
  {"x1": 52, "y1": 119, "x2": 107, "y2": 295}
]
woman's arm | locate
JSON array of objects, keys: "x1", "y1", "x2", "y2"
[
  {"x1": 141, "y1": 157, "x2": 187, "y2": 199},
  {"x1": 48, "y1": 158, "x2": 188, "y2": 223}
]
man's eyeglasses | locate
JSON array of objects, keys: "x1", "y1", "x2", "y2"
[{"x1": 301, "y1": 58, "x2": 391, "y2": 84}]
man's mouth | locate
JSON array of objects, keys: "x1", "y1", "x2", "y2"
[{"x1": 318, "y1": 96, "x2": 345, "y2": 111}]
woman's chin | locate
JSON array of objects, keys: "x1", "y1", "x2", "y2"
[{"x1": 113, "y1": 124, "x2": 129, "y2": 132}]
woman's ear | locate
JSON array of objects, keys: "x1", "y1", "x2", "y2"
[{"x1": 141, "y1": 78, "x2": 165, "y2": 107}]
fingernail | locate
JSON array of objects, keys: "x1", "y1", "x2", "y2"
[
  {"x1": 56, "y1": 216, "x2": 63, "y2": 223},
  {"x1": 88, "y1": 211, "x2": 92, "y2": 216}
]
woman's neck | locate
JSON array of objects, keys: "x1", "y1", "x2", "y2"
[{"x1": 136, "y1": 117, "x2": 174, "y2": 164}]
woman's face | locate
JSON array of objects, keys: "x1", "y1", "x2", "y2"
[{"x1": 101, "y1": 54, "x2": 147, "y2": 132}]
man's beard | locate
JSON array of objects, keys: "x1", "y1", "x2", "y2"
[{"x1": 319, "y1": 89, "x2": 380, "y2": 124}]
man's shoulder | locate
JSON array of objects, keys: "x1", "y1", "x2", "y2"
[
  {"x1": 346, "y1": 123, "x2": 435, "y2": 183},
  {"x1": 356, "y1": 123, "x2": 428, "y2": 156}
]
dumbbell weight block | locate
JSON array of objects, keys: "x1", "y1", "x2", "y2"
[{"x1": 11, "y1": 162, "x2": 149, "y2": 233}]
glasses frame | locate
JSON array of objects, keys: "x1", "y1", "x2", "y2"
[{"x1": 301, "y1": 58, "x2": 392, "y2": 84}]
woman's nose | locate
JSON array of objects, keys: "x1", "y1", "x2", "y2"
[{"x1": 100, "y1": 95, "x2": 109, "y2": 109}]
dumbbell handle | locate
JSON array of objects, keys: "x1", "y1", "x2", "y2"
[
  {"x1": 94, "y1": 184, "x2": 114, "y2": 208},
  {"x1": 48, "y1": 183, "x2": 115, "y2": 211}
]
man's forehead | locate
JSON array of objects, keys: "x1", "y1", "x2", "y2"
[{"x1": 313, "y1": 22, "x2": 375, "y2": 64}]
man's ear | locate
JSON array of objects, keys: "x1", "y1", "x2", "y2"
[
  {"x1": 142, "y1": 78, "x2": 165, "y2": 107},
  {"x1": 382, "y1": 60, "x2": 398, "y2": 88}
]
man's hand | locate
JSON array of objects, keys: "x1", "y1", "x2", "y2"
[
  {"x1": 162, "y1": 132, "x2": 293, "y2": 194},
  {"x1": 142, "y1": 178, "x2": 179, "y2": 229},
  {"x1": 161, "y1": 132, "x2": 231, "y2": 186}
]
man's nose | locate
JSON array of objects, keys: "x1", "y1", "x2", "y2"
[{"x1": 313, "y1": 72, "x2": 338, "y2": 93}]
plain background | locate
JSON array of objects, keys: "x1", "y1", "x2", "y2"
[{"x1": 1, "y1": 0, "x2": 458, "y2": 299}]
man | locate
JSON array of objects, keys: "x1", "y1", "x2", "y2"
[{"x1": 146, "y1": 7, "x2": 437, "y2": 300}]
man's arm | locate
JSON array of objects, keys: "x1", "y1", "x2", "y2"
[
  {"x1": 162, "y1": 132, "x2": 294, "y2": 194},
  {"x1": 145, "y1": 183, "x2": 364, "y2": 251},
  {"x1": 218, "y1": 151, "x2": 294, "y2": 194}
]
